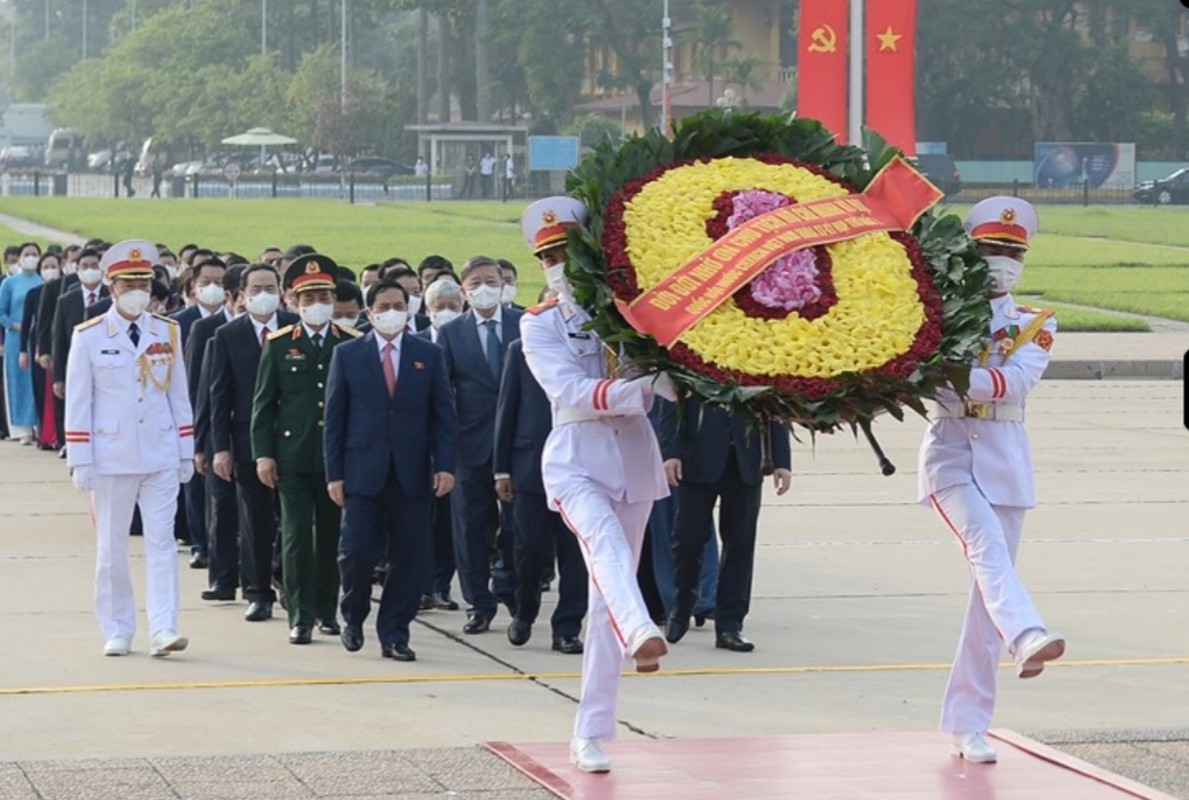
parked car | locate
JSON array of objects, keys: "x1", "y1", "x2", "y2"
[
  {"x1": 345, "y1": 157, "x2": 413, "y2": 179},
  {"x1": 44, "y1": 128, "x2": 82, "y2": 169},
  {"x1": 1132, "y1": 168, "x2": 1189, "y2": 205},
  {"x1": 913, "y1": 153, "x2": 962, "y2": 197},
  {"x1": 86, "y1": 149, "x2": 113, "y2": 172},
  {"x1": 0, "y1": 145, "x2": 38, "y2": 169}
]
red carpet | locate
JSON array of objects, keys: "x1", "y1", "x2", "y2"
[{"x1": 485, "y1": 730, "x2": 1177, "y2": 800}]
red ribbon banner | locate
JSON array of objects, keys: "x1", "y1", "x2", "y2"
[{"x1": 614, "y1": 157, "x2": 943, "y2": 348}]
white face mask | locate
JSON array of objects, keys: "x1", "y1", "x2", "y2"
[
  {"x1": 196, "y1": 282, "x2": 226, "y2": 307},
  {"x1": 41, "y1": 268, "x2": 61, "y2": 282},
  {"x1": 20, "y1": 255, "x2": 38, "y2": 272},
  {"x1": 430, "y1": 309, "x2": 461, "y2": 330},
  {"x1": 332, "y1": 315, "x2": 359, "y2": 328},
  {"x1": 165, "y1": 264, "x2": 178, "y2": 280},
  {"x1": 371, "y1": 309, "x2": 408, "y2": 336},
  {"x1": 78, "y1": 267, "x2": 103, "y2": 287},
  {"x1": 63, "y1": 261, "x2": 78, "y2": 275},
  {"x1": 116, "y1": 289, "x2": 151, "y2": 318},
  {"x1": 985, "y1": 254, "x2": 1025, "y2": 293},
  {"x1": 500, "y1": 284, "x2": 518, "y2": 304},
  {"x1": 406, "y1": 294, "x2": 422, "y2": 316},
  {"x1": 543, "y1": 263, "x2": 571, "y2": 294},
  {"x1": 245, "y1": 291, "x2": 280, "y2": 317},
  {"x1": 467, "y1": 284, "x2": 502, "y2": 311},
  {"x1": 300, "y1": 302, "x2": 333, "y2": 327}
]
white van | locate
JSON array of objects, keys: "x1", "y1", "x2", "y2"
[{"x1": 44, "y1": 128, "x2": 81, "y2": 168}]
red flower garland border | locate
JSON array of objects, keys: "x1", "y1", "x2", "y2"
[{"x1": 600, "y1": 154, "x2": 944, "y2": 401}]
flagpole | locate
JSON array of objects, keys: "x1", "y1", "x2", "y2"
[
  {"x1": 848, "y1": 0, "x2": 863, "y2": 146},
  {"x1": 662, "y1": 0, "x2": 672, "y2": 135}
]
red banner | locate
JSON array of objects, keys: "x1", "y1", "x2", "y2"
[
  {"x1": 615, "y1": 158, "x2": 943, "y2": 348},
  {"x1": 866, "y1": 0, "x2": 918, "y2": 156},
  {"x1": 797, "y1": 0, "x2": 849, "y2": 142}
]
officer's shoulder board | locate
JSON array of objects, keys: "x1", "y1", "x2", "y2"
[
  {"x1": 74, "y1": 315, "x2": 104, "y2": 332},
  {"x1": 151, "y1": 312, "x2": 179, "y2": 326},
  {"x1": 269, "y1": 324, "x2": 296, "y2": 341},
  {"x1": 1016, "y1": 305, "x2": 1053, "y2": 318},
  {"x1": 526, "y1": 298, "x2": 560, "y2": 316},
  {"x1": 335, "y1": 323, "x2": 364, "y2": 338}
]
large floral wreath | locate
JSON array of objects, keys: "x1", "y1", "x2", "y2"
[{"x1": 565, "y1": 110, "x2": 989, "y2": 440}]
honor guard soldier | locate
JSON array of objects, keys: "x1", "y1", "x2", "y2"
[
  {"x1": 251, "y1": 254, "x2": 361, "y2": 645},
  {"x1": 919, "y1": 197, "x2": 1065, "y2": 764},
  {"x1": 64, "y1": 240, "x2": 194, "y2": 658},
  {"x1": 518, "y1": 197, "x2": 674, "y2": 774}
]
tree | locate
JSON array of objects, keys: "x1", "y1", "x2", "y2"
[
  {"x1": 588, "y1": 0, "x2": 664, "y2": 130},
  {"x1": 686, "y1": 2, "x2": 741, "y2": 106},
  {"x1": 723, "y1": 55, "x2": 765, "y2": 105}
]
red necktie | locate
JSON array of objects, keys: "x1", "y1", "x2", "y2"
[
  {"x1": 260, "y1": 326, "x2": 269, "y2": 346},
  {"x1": 382, "y1": 343, "x2": 396, "y2": 398},
  {"x1": 87, "y1": 291, "x2": 96, "y2": 307}
]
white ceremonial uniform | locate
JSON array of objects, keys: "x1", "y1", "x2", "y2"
[
  {"x1": 918, "y1": 293, "x2": 1056, "y2": 734},
  {"x1": 65, "y1": 307, "x2": 194, "y2": 644},
  {"x1": 520, "y1": 294, "x2": 669, "y2": 741}
]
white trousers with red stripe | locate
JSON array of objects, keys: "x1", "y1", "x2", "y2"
[
  {"x1": 931, "y1": 482, "x2": 1044, "y2": 734},
  {"x1": 555, "y1": 485, "x2": 654, "y2": 741},
  {"x1": 92, "y1": 471, "x2": 181, "y2": 642}
]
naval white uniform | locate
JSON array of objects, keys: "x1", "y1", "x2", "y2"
[
  {"x1": 65, "y1": 307, "x2": 194, "y2": 644},
  {"x1": 918, "y1": 293, "x2": 1056, "y2": 734},
  {"x1": 520, "y1": 294, "x2": 669, "y2": 741}
]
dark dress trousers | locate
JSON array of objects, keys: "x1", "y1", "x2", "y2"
[
  {"x1": 324, "y1": 331, "x2": 455, "y2": 647},
  {"x1": 209, "y1": 312, "x2": 298, "y2": 603},
  {"x1": 415, "y1": 327, "x2": 456, "y2": 598},
  {"x1": 171, "y1": 305, "x2": 211, "y2": 556},
  {"x1": 436, "y1": 306, "x2": 522, "y2": 620},
  {"x1": 659, "y1": 401, "x2": 792, "y2": 634},
  {"x1": 51, "y1": 284, "x2": 108, "y2": 384},
  {"x1": 492, "y1": 339, "x2": 587, "y2": 638}
]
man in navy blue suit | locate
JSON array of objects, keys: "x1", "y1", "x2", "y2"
[
  {"x1": 436, "y1": 256, "x2": 522, "y2": 634},
  {"x1": 659, "y1": 401, "x2": 793, "y2": 652},
  {"x1": 324, "y1": 279, "x2": 456, "y2": 661},
  {"x1": 494, "y1": 329, "x2": 587, "y2": 654}
]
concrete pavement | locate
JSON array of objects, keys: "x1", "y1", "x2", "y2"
[{"x1": 1, "y1": 378, "x2": 1187, "y2": 797}]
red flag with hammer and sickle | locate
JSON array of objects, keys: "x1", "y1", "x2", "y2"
[{"x1": 797, "y1": 0, "x2": 849, "y2": 142}]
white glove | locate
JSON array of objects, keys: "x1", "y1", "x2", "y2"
[
  {"x1": 71, "y1": 466, "x2": 95, "y2": 492},
  {"x1": 178, "y1": 459, "x2": 195, "y2": 484},
  {"x1": 650, "y1": 372, "x2": 678, "y2": 403}
]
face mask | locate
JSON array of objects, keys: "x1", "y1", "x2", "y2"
[
  {"x1": 500, "y1": 284, "x2": 518, "y2": 304},
  {"x1": 371, "y1": 309, "x2": 408, "y2": 336},
  {"x1": 300, "y1": 302, "x2": 333, "y2": 327},
  {"x1": 544, "y1": 263, "x2": 571, "y2": 294},
  {"x1": 467, "y1": 284, "x2": 502, "y2": 311},
  {"x1": 63, "y1": 261, "x2": 78, "y2": 275},
  {"x1": 41, "y1": 268, "x2": 61, "y2": 282},
  {"x1": 20, "y1": 255, "x2": 38, "y2": 272},
  {"x1": 985, "y1": 254, "x2": 1024, "y2": 293},
  {"x1": 245, "y1": 291, "x2": 279, "y2": 317},
  {"x1": 431, "y1": 309, "x2": 461, "y2": 330},
  {"x1": 406, "y1": 294, "x2": 422, "y2": 316},
  {"x1": 196, "y1": 283, "x2": 225, "y2": 307},
  {"x1": 332, "y1": 315, "x2": 360, "y2": 328},
  {"x1": 165, "y1": 265, "x2": 178, "y2": 280},
  {"x1": 116, "y1": 289, "x2": 151, "y2": 317},
  {"x1": 78, "y1": 267, "x2": 103, "y2": 287}
]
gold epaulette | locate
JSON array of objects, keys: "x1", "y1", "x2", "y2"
[
  {"x1": 151, "y1": 312, "x2": 179, "y2": 325},
  {"x1": 526, "y1": 298, "x2": 560, "y2": 316},
  {"x1": 269, "y1": 324, "x2": 296, "y2": 341},
  {"x1": 331, "y1": 322, "x2": 364, "y2": 338},
  {"x1": 1017, "y1": 305, "x2": 1054, "y2": 318},
  {"x1": 74, "y1": 315, "x2": 104, "y2": 331}
]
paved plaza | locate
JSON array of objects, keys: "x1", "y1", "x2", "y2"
[{"x1": 1, "y1": 366, "x2": 1186, "y2": 798}]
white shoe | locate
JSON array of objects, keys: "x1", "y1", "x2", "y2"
[
  {"x1": 149, "y1": 630, "x2": 189, "y2": 658},
  {"x1": 626, "y1": 624, "x2": 667, "y2": 673},
  {"x1": 103, "y1": 636, "x2": 131, "y2": 656},
  {"x1": 951, "y1": 732, "x2": 998, "y2": 764},
  {"x1": 570, "y1": 737, "x2": 611, "y2": 773},
  {"x1": 1013, "y1": 628, "x2": 1065, "y2": 679}
]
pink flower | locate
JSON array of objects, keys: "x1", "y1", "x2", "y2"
[{"x1": 726, "y1": 190, "x2": 823, "y2": 311}]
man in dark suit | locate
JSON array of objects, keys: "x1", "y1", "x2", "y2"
[
  {"x1": 49, "y1": 249, "x2": 105, "y2": 396},
  {"x1": 494, "y1": 335, "x2": 587, "y2": 654},
  {"x1": 209, "y1": 263, "x2": 298, "y2": 622},
  {"x1": 659, "y1": 401, "x2": 793, "y2": 652},
  {"x1": 436, "y1": 256, "x2": 523, "y2": 634},
  {"x1": 325, "y1": 280, "x2": 456, "y2": 661}
]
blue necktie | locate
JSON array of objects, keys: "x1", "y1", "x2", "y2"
[{"x1": 483, "y1": 319, "x2": 502, "y2": 380}]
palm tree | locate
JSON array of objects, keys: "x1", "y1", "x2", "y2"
[
  {"x1": 688, "y1": 3, "x2": 741, "y2": 107},
  {"x1": 724, "y1": 55, "x2": 765, "y2": 106}
]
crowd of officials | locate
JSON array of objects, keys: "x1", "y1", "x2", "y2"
[{"x1": 0, "y1": 235, "x2": 789, "y2": 663}]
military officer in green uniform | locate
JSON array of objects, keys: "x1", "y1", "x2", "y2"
[{"x1": 251, "y1": 254, "x2": 361, "y2": 644}]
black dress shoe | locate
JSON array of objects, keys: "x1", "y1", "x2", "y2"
[
  {"x1": 419, "y1": 594, "x2": 435, "y2": 611},
  {"x1": 317, "y1": 619, "x2": 341, "y2": 636},
  {"x1": 463, "y1": 615, "x2": 492, "y2": 634},
  {"x1": 715, "y1": 631, "x2": 755, "y2": 652},
  {"x1": 244, "y1": 601, "x2": 273, "y2": 621},
  {"x1": 694, "y1": 608, "x2": 716, "y2": 628},
  {"x1": 341, "y1": 625, "x2": 364, "y2": 652},
  {"x1": 432, "y1": 592, "x2": 460, "y2": 611},
  {"x1": 507, "y1": 619, "x2": 532, "y2": 646},
  {"x1": 289, "y1": 625, "x2": 313, "y2": 645},
  {"x1": 665, "y1": 612, "x2": 690, "y2": 644},
  {"x1": 551, "y1": 635, "x2": 584, "y2": 655},
  {"x1": 381, "y1": 642, "x2": 416, "y2": 661},
  {"x1": 189, "y1": 552, "x2": 209, "y2": 570},
  {"x1": 200, "y1": 586, "x2": 235, "y2": 601}
]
